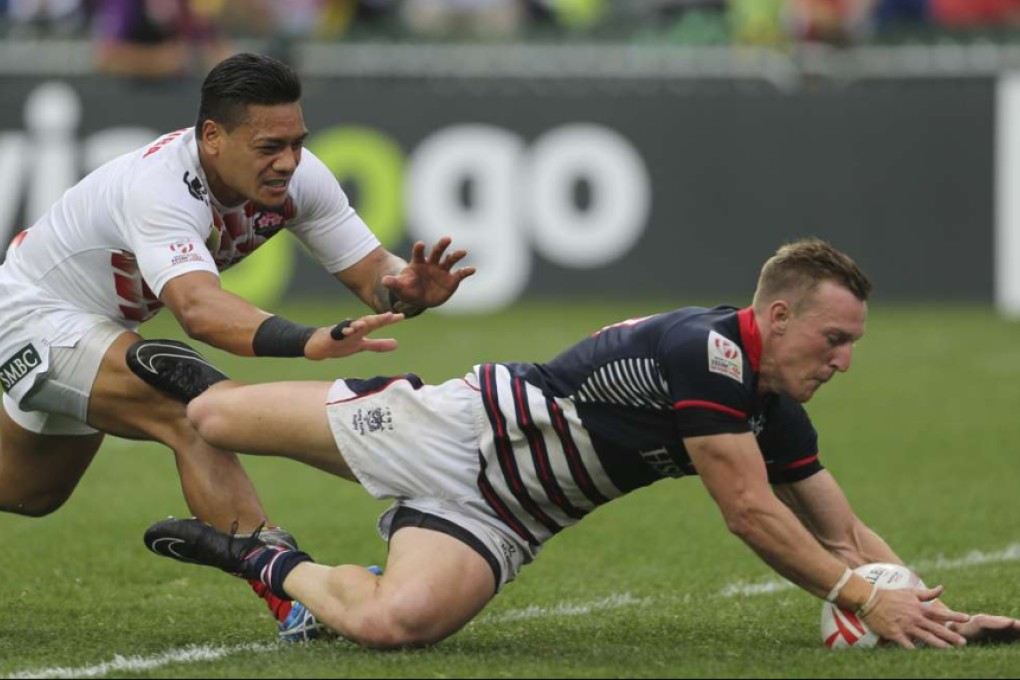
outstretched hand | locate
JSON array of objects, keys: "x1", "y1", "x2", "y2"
[
  {"x1": 304, "y1": 312, "x2": 404, "y2": 360},
  {"x1": 382, "y1": 237, "x2": 476, "y2": 310},
  {"x1": 950, "y1": 614, "x2": 1020, "y2": 645}
]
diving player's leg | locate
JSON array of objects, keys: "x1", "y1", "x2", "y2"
[
  {"x1": 283, "y1": 526, "x2": 496, "y2": 648},
  {"x1": 0, "y1": 399, "x2": 104, "y2": 517},
  {"x1": 126, "y1": 337, "x2": 357, "y2": 480},
  {"x1": 144, "y1": 517, "x2": 497, "y2": 648},
  {"x1": 88, "y1": 330, "x2": 270, "y2": 534},
  {"x1": 185, "y1": 381, "x2": 358, "y2": 480}
]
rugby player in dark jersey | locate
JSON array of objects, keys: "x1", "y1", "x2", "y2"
[{"x1": 130, "y1": 239, "x2": 1020, "y2": 649}]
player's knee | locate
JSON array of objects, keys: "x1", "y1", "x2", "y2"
[
  {"x1": 186, "y1": 395, "x2": 229, "y2": 448},
  {"x1": 0, "y1": 487, "x2": 73, "y2": 517},
  {"x1": 346, "y1": 598, "x2": 448, "y2": 649}
]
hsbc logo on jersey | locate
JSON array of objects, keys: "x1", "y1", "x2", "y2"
[
  {"x1": 0, "y1": 344, "x2": 42, "y2": 392},
  {"x1": 707, "y1": 330, "x2": 743, "y2": 383}
]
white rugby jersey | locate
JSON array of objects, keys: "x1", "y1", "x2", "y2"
[{"x1": 0, "y1": 127, "x2": 379, "y2": 347}]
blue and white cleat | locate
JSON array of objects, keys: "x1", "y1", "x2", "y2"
[
  {"x1": 279, "y1": 601, "x2": 327, "y2": 643},
  {"x1": 278, "y1": 566, "x2": 383, "y2": 643}
]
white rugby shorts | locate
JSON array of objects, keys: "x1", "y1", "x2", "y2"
[
  {"x1": 0, "y1": 311, "x2": 127, "y2": 435},
  {"x1": 325, "y1": 373, "x2": 537, "y2": 590}
]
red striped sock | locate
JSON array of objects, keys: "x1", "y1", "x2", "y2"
[{"x1": 249, "y1": 579, "x2": 294, "y2": 623}]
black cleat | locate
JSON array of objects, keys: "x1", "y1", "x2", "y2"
[
  {"x1": 144, "y1": 518, "x2": 274, "y2": 579},
  {"x1": 127, "y1": 340, "x2": 229, "y2": 403}
]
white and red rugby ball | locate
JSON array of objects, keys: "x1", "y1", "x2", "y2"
[{"x1": 820, "y1": 563, "x2": 926, "y2": 650}]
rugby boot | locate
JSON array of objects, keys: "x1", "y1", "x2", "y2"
[
  {"x1": 144, "y1": 518, "x2": 271, "y2": 577},
  {"x1": 278, "y1": 601, "x2": 328, "y2": 643},
  {"x1": 126, "y1": 339, "x2": 229, "y2": 403}
]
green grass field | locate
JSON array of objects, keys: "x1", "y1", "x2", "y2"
[{"x1": 1, "y1": 299, "x2": 1019, "y2": 678}]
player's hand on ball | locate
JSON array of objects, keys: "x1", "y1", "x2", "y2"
[
  {"x1": 304, "y1": 312, "x2": 404, "y2": 360},
  {"x1": 822, "y1": 564, "x2": 969, "y2": 650},
  {"x1": 861, "y1": 586, "x2": 969, "y2": 649}
]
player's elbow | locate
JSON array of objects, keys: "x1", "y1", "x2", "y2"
[{"x1": 177, "y1": 309, "x2": 216, "y2": 345}]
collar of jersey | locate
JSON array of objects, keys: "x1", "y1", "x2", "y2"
[{"x1": 737, "y1": 307, "x2": 762, "y2": 373}]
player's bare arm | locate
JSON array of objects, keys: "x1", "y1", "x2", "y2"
[
  {"x1": 772, "y1": 471, "x2": 903, "y2": 568},
  {"x1": 161, "y1": 271, "x2": 402, "y2": 360},
  {"x1": 771, "y1": 470, "x2": 1020, "y2": 643},
  {"x1": 336, "y1": 239, "x2": 476, "y2": 316},
  {"x1": 685, "y1": 432, "x2": 968, "y2": 649}
]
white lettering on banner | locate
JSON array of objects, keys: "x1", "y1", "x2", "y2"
[
  {"x1": 406, "y1": 125, "x2": 533, "y2": 313},
  {"x1": 527, "y1": 125, "x2": 651, "y2": 268},
  {"x1": 0, "y1": 83, "x2": 159, "y2": 251},
  {"x1": 0, "y1": 133, "x2": 28, "y2": 251},
  {"x1": 25, "y1": 82, "x2": 80, "y2": 225},
  {"x1": 407, "y1": 123, "x2": 652, "y2": 313},
  {"x1": 996, "y1": 74, "x2": 1020, "y2": 318},
  {"x1": 1, "y1": 83, "x2": 654, "y2": 313}
]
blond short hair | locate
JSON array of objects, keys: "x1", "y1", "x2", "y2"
[{"x1": 752, "y1": 239, "x2": 872, "y2": 312}]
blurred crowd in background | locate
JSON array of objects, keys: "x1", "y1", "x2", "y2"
[{"x1": 1, "y1": 0, "x2": 1019, "y2": 77}]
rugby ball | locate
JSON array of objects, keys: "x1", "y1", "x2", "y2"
[{"x1": 820, "y1": 563, "x2": 926, "y2": 649}]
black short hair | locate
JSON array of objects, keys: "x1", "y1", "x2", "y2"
[{"x1": 196, "y1": 53, "x2": 302, "y2": 132}]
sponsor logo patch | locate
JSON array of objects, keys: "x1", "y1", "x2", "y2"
[
  {"x1": 639, "y1": 447, "x2": 683, "y2": 478},
  {"x1": 0, "y1": 344, "x2": 42, "y2": 392},
  {"x1": 253, "y1": 209, "x2": 287, "y2": 238},
  {"x1": 707, "y1": 330, "x2": 743, "y2": 383},
  {"x1": 352, "y1": 407, "x2": 394, "y2": 436},
  {"x1": 183, "y1": 171, "x2": 208, "y2": 204},
  {"x1": 169, "y1": 240, "x2": 205, "y2": 267}
]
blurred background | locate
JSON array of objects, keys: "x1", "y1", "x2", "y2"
[
  {"x1": 5, "y1": 9, "x2": 1020, "y2": 676},
  {"x1": 3, "y1": 0, "x2": 1020, "y2": 314}
]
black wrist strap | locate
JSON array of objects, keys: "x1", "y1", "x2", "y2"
[
  {"x1": 388, "y1": 290, "x2": 426, "y2": 319},
  {"x1": 252, "y1": 316, "x2": 317, "y2": 357}
]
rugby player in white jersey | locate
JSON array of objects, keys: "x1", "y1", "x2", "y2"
[
  {"x1": 0, "y1": 53, "x2": 473, "y2": 637},
  {"x1": 132, "y1": 239, "x2": 1020, "y2": 650}
]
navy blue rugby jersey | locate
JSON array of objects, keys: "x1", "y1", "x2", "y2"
[{"x1": 473, "y1": 306, "x2": 823, "y2": 548}]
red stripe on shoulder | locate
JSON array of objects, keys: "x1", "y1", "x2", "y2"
[{"x1": 673, "y1": 400, "x2": 747, "y2": 420}]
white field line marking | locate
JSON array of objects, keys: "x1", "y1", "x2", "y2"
[
  {"x1": 718, "y1": 542, "x2": 1020, "y2": 598},
  {"x1": 4, "y1": 643, "x2": 277, "y2": 680},
  {"x1": 481, "y1": 593, "x2": 652, "y2": 625},
  {"x1": 6, "y1": 542, "x2": 1019, "y2": 679}
]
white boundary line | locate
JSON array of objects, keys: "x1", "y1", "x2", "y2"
[
  {"x1": 6, "y1": 542, "x2": 1020, "y2": 679},
  {"x1": 718, "y1": 542, "x2": 1020, "y2": 598},
  {"x1": 480, "y1": 593, "x2": 652, "y2": 625},
  {"x1": 5, "y1": 644, "x2": 277, "y2": 680}
]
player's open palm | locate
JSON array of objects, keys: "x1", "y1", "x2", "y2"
[
  {"x1": 304, "y1": 312, "x2": 404, "y2": 360},
  {"x1": 383, "y1": 238, "x2": 476, "y2": 309},
  {"x1": 861, "y1": 586, "x2": 969, "y2": 649}
]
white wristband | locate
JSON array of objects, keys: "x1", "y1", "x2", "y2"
[
  {"x1": 855, "y1": 585, "x2": 880, "y2": 618},
  {"x1": 826, "y1": 567, "x2": 854, "y2": 603}
]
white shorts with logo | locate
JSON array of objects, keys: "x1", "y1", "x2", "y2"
[
  {"x1": 0, "y1": 309, "x2": 128, "y2": 436},
  {"x1": 325, "y1": 373, "x2": 538, "y2": 591}
]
